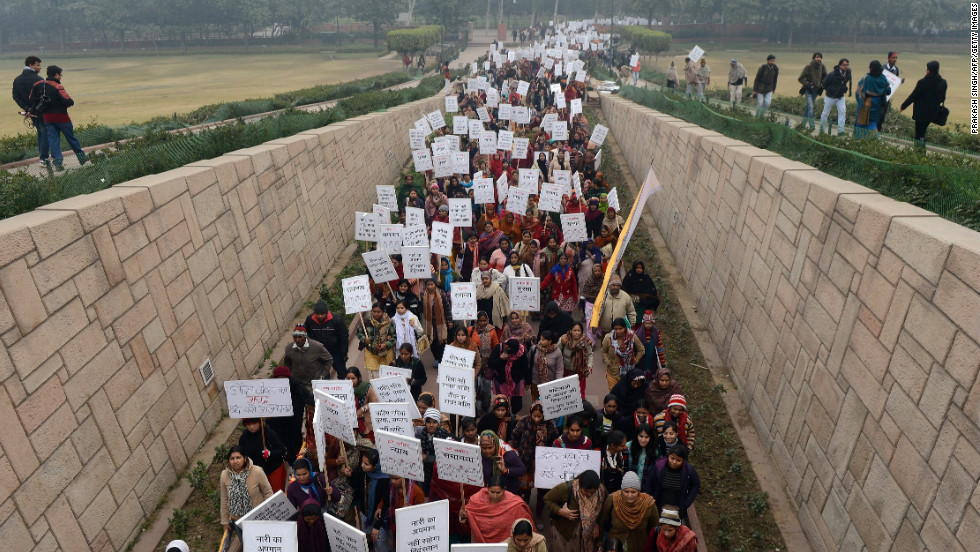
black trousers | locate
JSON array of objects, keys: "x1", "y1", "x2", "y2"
[{"x1": 914, "y1": 119, "x2": 930, "y2": 140}]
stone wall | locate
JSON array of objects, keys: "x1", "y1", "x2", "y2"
[
  {"x1": 601, "y1": 94, "x2": 979, "y2": 551},
  {"x1": 0, "y1": 94, "x2": 442, "y2": 551}
]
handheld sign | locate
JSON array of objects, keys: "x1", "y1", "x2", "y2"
[
  {"x1": 476, "y1": 107, "x2": 490, "y2": 123},
  {"x1": 448, "y1": 198, "x2": 473, "y2": 227},
  {"x1": 241, "y1": 520, "x2": 297, "y2": 552},
  {"x1": 342, "y1": 275, "x2": 372, "y2": 314},
  {"x1": 541, "y1": 113, "x2": 558, "y2": 133},
  {"x1": 373, "y1": 204, "x2": 392, "y2": 224},
  {"x1": 415, "y1": 117, "x2": 432, "y2": 135},
  {"x1": 409, "y1": 129, "x2": 426, "y2": 150},
  {"x1": 224, "y1": 379, "x2": 293, "y2": 418},
  {"x1": 403, "y1": 225, "x2": 429, "y2": 247},
  {"x1": 555, "y1": 93, "x2": 566, "y2": 110},
  {"x1": 486, "y1": 88, "x2": 499, "y2": 107},
  {"x1": 313, "y1": 380, "x2": 357, "y2": 426},
  {"x1": 538, "y1": 183, "x2": 563, "y2": 213},
  {"x1": 572, "y1": 171, "x2": 583, "y2": 197},
  {"x1": 507, "y1": 187, "x2": 530, "y2": 215},
  {"x1": 440, "y1": 345, "x2": 477, "y2": 371},
  {"x1": 495, "y1": 174, "x2": 510, "y2": 205},
  {"x1": 355, "y1": 212, "x2": 379, "y2": 242},
  {"x1": 405, "y1": 206, "x2": 425, "y2": 227},
  {"x1": 402, "y1": 246, "x2": 431, "y2": 278},
  {"x1": 453, "y1": 116, "x2": 468, "y2": 135},
  {"x1": 324, "y1": 511, "x2": 370, "y2": 552},
  {"x1": 362, "y1": 250, "x2": 399, "y2": 282},
  {"x1": 551, "y1": 120, "x2": 568, "y2": 141},
  {"x1": 479, "y1": 131, "x2": 497, "y2": 155},
  {"x1": 497, "y1": 130, "x2": 514, "y2": 152},
  {"x1": 413, "y1": 150, "x2": 433, "y2": 172},
  {"x1": 589, "y1": 124, "x2": 609, "y2": 147},
  {"x1": 688, "y1": 44, "x2": 705, "y2": 63},
  {"x1": 513, "y1": 137, "x2": 530, "y2": 160},
  {"x1": 369, "y1": 403, "x2": 416, "y2": 438},
  {"x1": 607, "y1": 187, "x2": 620, "y2": 211},
  {"x1": 513, "y1": 106, "x2": 531, "y2": 125},
  {"x1": 438, "y1": 366, "x2": 475, "y2": 417},
  {"x1": 430, "y1": 221, "x2": 454, "y2": 256},
  {"x1": 235, "y1": 493, "x2": 296, "y2": 525},
  {"x1": 314, "y1": 389, "x2": 357, "y2": 445},
  {"x1": 553, "y1": 170, "x2": 571, "y2": 195},
  {"x1": 509, "y1": 277, "x2": 540, "y2": 311},
  {"x1": 469, "y1": 119, "x2": 484, "y2": 139},
  {"x1": 537, "y1": 375, "x2": 583, "y2": 420},
  {"x1": 883, "y1": 71, "x2": 902, "y2": 101},
  {"x1": 433, "y1": 439, "x2": 484, "y2": 486},
  {"x1": 371, "y1": 376, "x2": 422, "y2": 418},
  {"x1": 473, "y1": 178, "x2": 495, "y2": 204},
  {"x1": 377, "y1": 185, "x2": 398, "y2": 210},
  {"x1": 517, "y1": 80, "x2": 530, "y2": 96},
  {"x1": 433, "y1": 154, "x2": 453, "y2": 178},
  {"x1": 452, "y1": 151, "x2": 470, "y2": 175},
  {"x1": 595, "y1": 148, "x2": 602, "y2": 168},
  {"x1": 450, "y1": 283, "x2": 477, "y2": 320},
  {"x1": 498, "y1": 103, "x2": 512, "y2": 120},
  {"x1": 534, "y1": 447, "x2": 601, "y2": 489},
  {"x1": 452, "y1": 545, "x2": 507, "y2": 552},
  {"x1": 379, "y1": 224, "x2": 404, "y2": 256},
  {"x1": 630, "y1": 53, "x2": 640, "y2": 67},
  {"x1": 561, "y1": 213, "x2": 588, "y2": 242},
  {"x1": 395, "y1": 500, "x2": 450, "y2": 552},
  {"x1": 445, "y1": 95, "x2": 459, "y2": 113},
  {"x1": 518, "y1": 169, "x2": 539, "y2": 192},
  {"x1": 380, "y1": 365, "x2": 413, "y2": 380},
  {"x1": 428, "y1": 110, "x2": 446, "y2": 130},
  {"x1": 432, "y1": 140, "x2": 451, "y2": 157},
  {"x1": 375, "y1": 429, "x2": 425, "y2": 480}
]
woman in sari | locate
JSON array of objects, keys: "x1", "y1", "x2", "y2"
[
  {"x1": 854, "y1": 60, "x2": 892, "y2": 139},
  {"x1": 460, "y1": 475, "x2": 535, "y2": 543},
  {"x1": 509, "y1": 401, "x2": 560, "y2": 509},
  {"x1": 475, "y1": 272, "x2": 510, "y2": 329},
  {"x1": 598, "y1": 472, "x2": 658, "y2": 552},
  {"x1": 542, "y1": 253, "x2": 579, "y2": 314},
  {"x1": 479, "y1": 221, "x2": 506, "y2": 257},
  {"x1": 559, "y1": 322, "x2": 594, "y2": 398},
  {"x1": 357, "y1": 303, "x2": 395, "y2": 377},
  {"x1": 543, "y1": 469, "x2": 607, "y2": 552},
  {"x1": 488, "y1": 339, "x2": 530, "y2": 414},
  {"x1": 347, "y1": 367, "x2": 380, "y2": 441},
  {"x1": 501, "y1": 311, "x2": 535, "y2": 347}
]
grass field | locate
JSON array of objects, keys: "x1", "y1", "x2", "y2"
[
  {"x1": 1, "y1": 51, "x2": 403, "y2": 137},
  {"x1": 645, "y1": 49, "x2": 973, "y2": 125}
]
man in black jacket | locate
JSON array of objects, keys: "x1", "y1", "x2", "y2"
[
  {"x1": 11, "y1": 56, "x2": 50, "y2": 167},
  {"x1": 304, "y1": 301, "x2": 349, "y2": 378},
  {"x1": 900, "y1": 60, "x2": 948, "y2": 151},
  {"x1": 29, "y1": 65, "x2": 87, "y2": 171},
  {"x1": 819, "y1": 59, "x2": 851, "y2": 135}
]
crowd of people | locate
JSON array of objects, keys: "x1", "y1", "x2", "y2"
[{"x1": 215, "y1": 21, "x2": 702, "y2": 552}]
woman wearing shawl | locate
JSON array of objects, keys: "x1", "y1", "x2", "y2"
[
  {"x1": 388, "y1": 473, "x2": 426, "y2": 541},
  {"x1": 652, "y1": 395, "x2": 696, "y2": 452},
  {"x1": 296, "y1": 497, "x2": 329, "y2": 552},
  {"x1": 470, "y1": 312, "x2": 499, "y2": 415},
  {"x1": 522, "y1": 211, "x2": 544, "y2": 239},
  {"x1": 286, "y1": 458, "x2": 338, "y2": 509},
  {"x1": 421, "y1": 278, "x2": 452, "y2": 366},
  {"x1": 476, "y1": 272, "x2": 510, "y2": 329},
  {"x1": 601, "y1": 318, "x2": 646, "y2": 391},
  {"x1": 597, "y1": 193, "x2": 609, "y2": 214},
  {"x1": 489, "y1": 237, "x2": 515, "y2": 273},
  {"x1": 598, "y1": 472, "x2": 659, "y2": 552},
  {"x1": 357, "y1": 303, "x2": 396, "y2": 376},
  {"x1": 514, "y1": 230, "x2": 535, "y2": 259},
  {"x1": 634, "y1": 311, "x2": 667, "y2": 377},
  {"x1": 391, "y1": 299, "x2": 425, "y2": 360},
  {"x1": 644, "y1": 507, "x2": 698, "y2": 552},
  {"x1": 430, "y1": 461, "x2": 483, "y2": 543},
  {"x1": 578, "y1": 240, "x2": 603, "y2": 272},
  {"x1": 460, "y1": 474, "x2": 535, "y2": 542},
  {"x1": 425, "y1": 184, "x2": 449, "y2": 222},
  {"x1": 645, "y1": 368, "x2": 683, "y2": 421},
  {"x1": 352, "y1": 449, "x2": 392, "y2": 551},
  {"x1": 611, "y1": 369, "x2": 649, "y2": 420},
  {"x1": 506, "y1": 519, "x2": 547, "y2": 552},
  {"x1": 603, "y1": 207, "x2": 625, "y2": 235},
  {"x1": 479, "y1": 221, "x2": 506, "y2": 257},
  {"x1": 501, "y1": 311, "x2": 535, "y2": 347},
  {"x1": 347, "y1": 368, "x2": 381, "y2": 440},
  {"x1": 478, "y1": 393, "x2": 518, "y2": 442},
  {"x1": 521, "y1": 239, "x2": 544, "y2": 280},
  {"x1": 559, "y1": 322, "x2": 594, "y2": 398},
  {"x1": 488, "y1": 338, "x2": 530, "y2": 414},
  {"x1": 542, "y1": 253, "x2": 579, "y2": 313},
  {"x1": 594, "y1": 225, "x2": 617, "y2": 253},
  {"x1": 622, "y1": 261, "x2": 660, "y2": 313},
  {"x1": 386, "y1": 279, "x2": 421, "y2": 317},
  {"x1": 220, "y1": 446, "x2": 273, "y2": 540},
  {"x1": 536, "y1": 151, "x2": 550, "y2": 176},
  {"x1": 437, "y1": 257, "x2": 462, "y2": 293},
  {"x1": 509, "y1": 401, "x2": 560, "y2": 506},
  {"x1": 460, "y1": 234, "x2": 482, "y2": 280},
  {"x1": 536, "y1": 218, "x2": 564, "y2": 249},
  {"x1": 530, "y1": 330, "x2": 564, "y2": 400},
  {"x1": 854, "y1": 60, "x2": 892, "y2": 139},
  {"x1": 543, "y1": 469, "x2": 607, "y2": 552},
  {"x1": 321, "y1": 435, "x2": 358, "y2": 523},
  {"x1": 499, "y1": 212, "x2": 523, "y2": 243},
  {"x1": 554, "y1": 415, "x2": 593, "y2": 450},
  {"x1": 585, "y1": 200, "x2": 604, "y2": 237}
]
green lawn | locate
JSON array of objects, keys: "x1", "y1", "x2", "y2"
[{"x1": 2, "y1": 51, "x2": 403, "y2": 137}]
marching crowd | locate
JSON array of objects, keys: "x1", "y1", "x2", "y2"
[{"x1": 208, "y1": 22, "x2": 703, "y2": 552}]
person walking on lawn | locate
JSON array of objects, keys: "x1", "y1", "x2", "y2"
[{"x1": 29, "y1": 65, "x2": 87, "y2": 171}]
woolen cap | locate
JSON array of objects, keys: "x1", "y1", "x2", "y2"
[
  {"x1": 621, "y1": 471, "x2": 641, "y2": 490},
  {"x1": 659, "y1": 507, "x2": 682, "y2": 526},
  {"x1": 424, "y1": 408, "x2": 442, "y2": 422},
  {"x1": 293, "y1": 324, "x2": 307, "y2": 337},
  {"x1": 668, "y1": 394, "x2": 687, "y2": 411}
]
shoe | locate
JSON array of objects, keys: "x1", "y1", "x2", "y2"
[
  {"x1": 77, "y1": 152, "x2": 88, "y2": 165},
  {"x1": 38, "y1": 159, "x2": 50, "y2": 167},
  {"x1": 53, "y1": 160, "x2": 64, "y2": 172}
]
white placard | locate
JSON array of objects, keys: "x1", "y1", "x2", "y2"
[
  {"x1": 242, "y1": 521, "x2": 297, "y2": 552},
  {"x1": 561, "y1": 213, "x2": 588, "y2": 242},
  {"x1": 473, "y1": 178, "x2": 495, "y2": 204},
  {"x1": 509, "y1": 277, "x2": 540, "y2": 311},
  {"x1": 553, "y1": 170, "x2": 571, "y2": 194},
  {"x1": 479, "y1": 131, "x2": 497, "y2": 155},
  {"x1": 342, "y1": 275, "x2": 372, "y2": 314},
  {"x1": 496, "y1": 174, "x2": 509, "y2": 205},
  {"x1": 534, "y1": 447, "x2": 601, "y2": 489},
  {"x1": 595, "y1": 148, "x2": 603, "y2": 168},
  {"x1": 440, "y1": 345, "x2": 477, "y2": 372},
  {"x1": 537, "y1": 375, "x2": 583, "y2": 420},
  {"x1": 379, "y1": 224, "x2": 404, "y2": 256},
  {"x1": 589, "y1": 124, "x2": 609, "y2": 147},
  {"x1": 486, "y1": 88, "x2": 499, "y2": 107},
  {"x1": 438, "y1": 366, "x2": 475, "y2": 417},
  {"x1": 555, "y1": 94, "x2": 566, "y2": 110},
  {"x1": 498, "y1": 103, "x2": 512, "y2": 120},
  {"x1": 402, "y1": 246, "x2": 431, "y2": 278},
  {"x1": 517, "y1": 80, "x2": 530, "y2": 96},
  {"x1": 395, "y1": 500, "x2": 450, "y2": 552},
  {"x1": 555, "y1": 62, "x2": 564, "y2": 76},
  {"x1": 375, "y1": 429, "x2": 425, "y2": 480},
  {"x1": 380, "y1": 365, "x2": 413, "y2": 380},
  {"x1": 448, "y1": 198, "x2": 472, "y2": 227},
  {"x1": 513, "y1": 137, "x2": 530, "y2": 160},
  {"x1": 453, "y1": 116, "x2": 469, "y2": 135},
  {"x1": 507, "y1": 187, "x2": 530, "y2": 215},
  {"x1": 403, "y1": 225, "x2": 429, "y2": 247},
  {"x1": 235, "y1": 492, "x2": 295, "y2": 526},
  {"x1": 550, "y1": 83, "x2": 562, "y2": 96},
  {"x1": 518, "y1": 169, "x2": 539, "y2": 191},
  {"x1": 313, "y1": 388, "x2": 357, "y2": 444},
  {"x1": 415, "y1": 117, "x2": 432, "y2": 135},
  {"x1": 883, "y1": 71, "x2": 902, "y2": 101},
  {"x1": 377, "y1": 185, "x2": 398, "y2": 210},
  {"x1": 362, "y1": 249, "x2": 399, "y2": 282},
  {"x1": 428, "y1": 110, "x2": 446, "y2": 130},
  {"x1": 430, "y1": 221, "x2": 454, "y2": 256},
  {"x1": 688, "y1": 44, "x2": 705, "y2": 63},
  {"x1": 469, "y1": 119, "x2": 484, "y2": 139},
  {"x1": 413, "y1": 150, "x2": 433, "y2": 172},
  {"x1": 607, "y1": 187, "x2": 620, "y2": 211},
  {"x1": 538, "y1": 183, "x2": 564, "y2": 213},
  {"x1": 433, "y1": 439, "x2": 484, "y2": 486},
  {"x1": 513, "y1": 106, "x2": 530, "y2": 125},
  {"x1": 313, "y1": 379, "x2": 357, "y2": 426},
  {"x1": 572, "y1": 171, "x2": 582, "y2": 197},
  {"x1": 541, "y1": 113, "x2": 558, "y2": 133},
  {"x1": 630, "y1": 54, "x2": 640, "y2": 67},
  {"x1": 355, "y1": 212, "x2": 379, "y2": 242},
  {"x1": 497, "y1": 130, "x2": 514, "y2": 152},
  {"x1": 409, "y1": 129, "x2": 426, "y2": 151},
  {"x1": 452, "y1": 151, "x2": 470, "y2": 175},
  {"x1": 369, "y1": 402, "x2": 417, "y2": 437},
  {"x1": 223, "y1": 379, "x2": 293, "y2": 419},
  {"x1": 445, "y1": 96, "x2": 459, "y2": 113},
  {"x1": 371, "y1": 376, "x2": 420, "y2": 413},
  {"x1": 324, "y1": 511, "x2": 370, "y2": 552},
  {"x1": 432, "y1": 140, "x2": 451, "y2": 157},
  {"x1": 405, "y1": 206, "x2": 425, "y2": 227},
  {"x1": 551, "y1": 121, "x2": 568, "y2": 141},
  {"x1": 477, "y1": 107, "x2": 490, "y2": 123},
  {"x1": 574, "y1": 70, "x2": 587, "y2": 83},
  {"x1": 450, "y1": 282, "x2": 477, "y2": 320},
  {"x1": 373, "y1": 204, "x2": 392, "y2": 224},
  {"x1": 433, "y1": 154, "x2": 453, "y2": 178}
]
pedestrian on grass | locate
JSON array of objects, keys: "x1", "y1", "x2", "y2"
[
  {"x1": 665, "y1": 61, "x2": 678, "y2": 89},
  {"x1": 11, "y1": 55, "x2": 50, "y2": 168},
  {"x1": 900, "y1": 61, "x2": 947, "y2": 151},
  {"x1": 29, "y1": 65, "x2": 87, "y2": 171},
  {"x1": 797, "y1": 52, "x2": 827, "y2": 130},
  {"x1": 695, "y1": 58, "x2": 710, "y2": 99},
  {"x1": 727, "y1": 58, "x2": 747, "y2": 107},
  {"x1": 854, "y1": 60, "x2": 892, "y2": 140},
  {"x1": 878, "y1": 51, "x2": 906, "y2": 131},
  {"x1": 819, "y1": 59, "x2": 852, "y2": 135},
  {"x1": 752, "y1": 55, "x2": 779, "y2": 118},
  {"x1": 683, "y1": 58, "x2": 698, "y2": 99}
]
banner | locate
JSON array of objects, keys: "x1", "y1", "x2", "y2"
[
  {"x1": 438, "y1": 366, "x2": 475, "y2": 416},
  {"x1": 533, "y1": 447, "x2": 601, "y2": 489},
  {"x1": 224, "y1": 379, "x2": 293, "y2": 418},
  {"x1": 342, "y1": 275, "x2": 373, "y2": 314},
  {"x1": 395, "y1": 500, "x2": 450, "y2": 552},
  {"x1": 432, "y1": 439, "x2": 484, "y2": 486},
  {"x1": 537, "y1": 375, "x2": 583, "y2": 420},
  {"x1": 375, "y1": 429, "x2": 425, "y2": 480},
  {"x1": 235, "y1": 491, "x2": 296, "y2": 526},
  {"x1": 369, "y1": 403, "x2": 416, "y2": 437},
  {"x1": 324, "y1": 511, "x2": 370, "y2": 552},
  {"x1": 450, "y1": 283, "x2": 477, "y2": 320},
  {"x1": 508, "y1": 277, "x2": 540, "y2": 311}
]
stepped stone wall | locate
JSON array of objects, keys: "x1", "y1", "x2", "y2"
[
  {"x1": 601, "y1": 93, "x2": 979, "y2": 552},
  {"x1": 0, "y1": 94, "x2": 441, "y2": 551}
]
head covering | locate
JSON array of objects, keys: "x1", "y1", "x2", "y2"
[
  {"x1": 493, "y1": 394, "x2": 511, "y2": 411},
  {"x1": 621, "y1": 471, "x2": 641, "y2": 490},
  {"x1": 431, "y1": 183, "x2": 440, "y2": 191},
  {"x1": 642, "y1": 310, "x2": 655, "y2": 324},
  {"x1": 439, "y1": 204, "x2": 450, "y2": 212},
  {"x1": 659, "y1": 507, "x2": 682, "y2": 526},
  {"x1": 293, "y1": 324, "x2": 307, "y2": 337},
  {"x1": 314, "y1": 301, "x2": 328, "y2": 315},
  {"x1": 731, "y1": 58, "x2": 738, "y2": 63},
  {"x1": 165, "y1": 541, "x2": 190, "y2": 552},
  {"x1": 869, "y1": 60, "x2": 883, "y2": 77},
  {"x1": 296, "y1": 497, "x2": 329, "y2": 552},
  {"x1": 887, "y1": 51, "x2": 897, "y2": 58},
  {"x1": 272, "y1": 365, "x2": 291, "y2": 378},
  {"x1": 609, "y1": 274, "x2": 622, "y2": 285},
  {"x1": 424, "y1": 408, "x2": 442, "y2": 422},
  {"x1": 668, "y1": 394, "x2": 687, "y2": 411}
]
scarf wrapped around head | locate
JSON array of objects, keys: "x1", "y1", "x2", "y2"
[
  {"x1": 497, "y1": 340, "x2": 526, "y2": 397},
  {"x1": 297, "y1": 497, "x2": 329, "y2": 552},
  {"x1": 475, "y1": 313, "x2": 494, "y2": 360},
  {"x1": 610, "y1": 489, "x2": 655, "y2": 530},
  {"x1": 505, "y1": 311, "x2": 534, "y2": 343}
]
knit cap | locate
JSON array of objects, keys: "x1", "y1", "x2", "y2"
[
  {"x1": 642, "y1": 310, "x2": 655, "y2": 324},
  {"x1": 621, "y1": 471, "x2": 641, "y2": 490},
  {"x1": 272, "y1": 365, "x2": 291, "y2": 378},
  {"x1": 659, "y1": 507, "x2": 682, "y2": 526},
  {"x1": 293, "y1": 324, "x2": 307, "y2": 337},
  {"x1": 667, "y1": 394, "x2": 687, "y2": 411},
  {"x1": 165, "y1": 541, "x2": 190, "y2": 552},
  {"x1": 424, "y1": 408, "x2": 442, "y2": 422}
]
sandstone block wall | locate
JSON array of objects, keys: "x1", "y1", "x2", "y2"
[
  {"x1": 0, "y1": 94, "x2": 442, "y2": 551},
  {"x1": 601, "y1": 94, "x2": 979, "y2": 551}
]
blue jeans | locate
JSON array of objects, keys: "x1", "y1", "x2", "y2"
[
  {"x1": 33, "y1": 118, "x2": 50, "y2": 160},
  {"x1": 804, "y1": 90, "x2": 818, "y2": 119},
  {"x1": 46, "y1": 121, "x2": 83, "y2": 163}
]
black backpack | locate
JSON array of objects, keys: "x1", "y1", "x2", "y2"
[{"x1": 31, "y1": 80, "x2": 51, "y2": 114}]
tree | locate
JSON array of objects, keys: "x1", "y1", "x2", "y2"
[{"x1": 349, "y1": 0, "x2": 407, "y2": 47}]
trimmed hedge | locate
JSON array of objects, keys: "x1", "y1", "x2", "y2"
[
  {"x1": 386, "y1": 25, "x2": 444, "y2": 54},
  {"x1": 619, "y1": 26, "x2": 672, "y2": 55}
]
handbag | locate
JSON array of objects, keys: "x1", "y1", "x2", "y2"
[
  {"x1": 934, "y1": 103, "x2": 949, "y2": 126},
  {"x1": 416, "y1": 334, "x2": 432, "y2": 355}
]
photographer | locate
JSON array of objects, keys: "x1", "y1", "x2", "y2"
[{"x1": 11, "y1": 56, "x2": 50, "y2": 168}]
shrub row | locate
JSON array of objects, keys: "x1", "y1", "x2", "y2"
[
  {"x1": 387, "y1": 25, "x2": 444, "y2": 54},
  {"x1": 619, "y1": 26, "x2": 672, "y2": 54}
]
